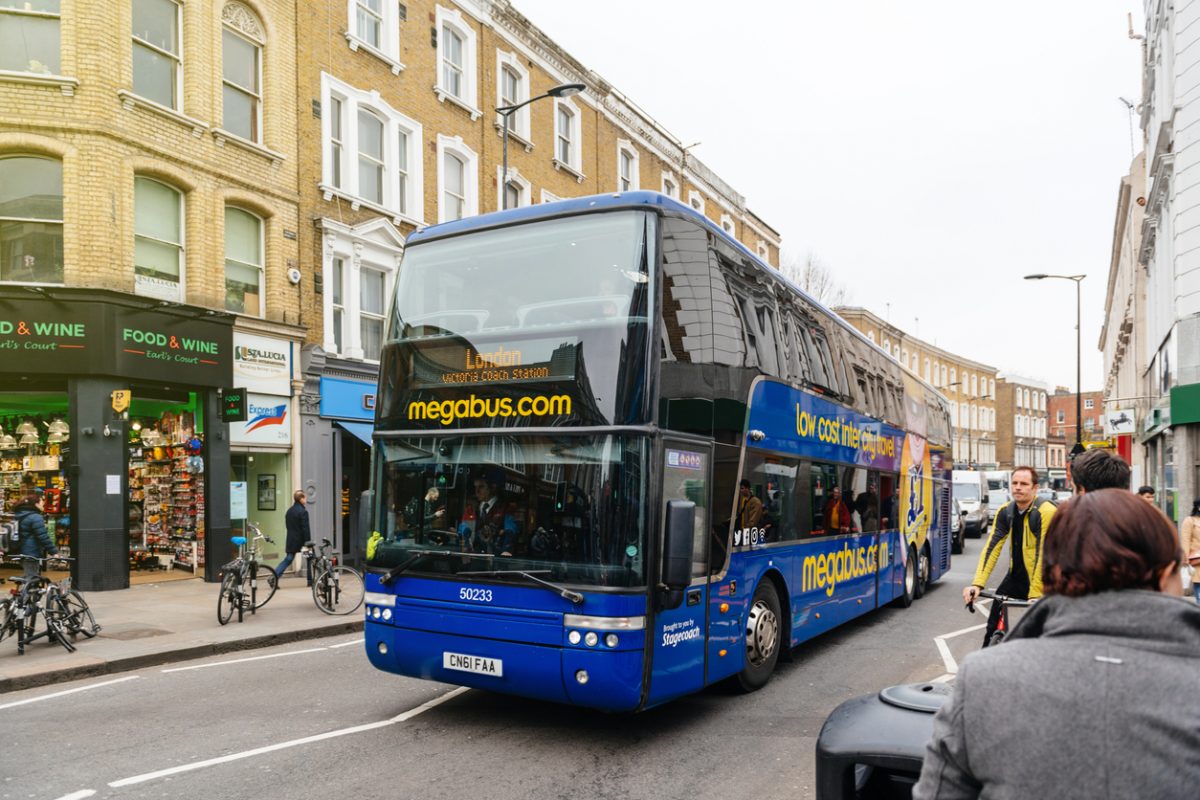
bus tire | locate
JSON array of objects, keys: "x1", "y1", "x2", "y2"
[
  {"x1": 894, "y1": 546, "x2": 917, "y2": 608},
  {"x1": 914, "y1": 544, "x2": 931, "y2": 599},
  {"x1": 736, "y1": 580, "x2": 782, "y2": 692}
]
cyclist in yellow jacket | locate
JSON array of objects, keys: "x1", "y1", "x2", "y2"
[{"x1": 963, "y1": 466, "x2": 1056, "y2": 647}]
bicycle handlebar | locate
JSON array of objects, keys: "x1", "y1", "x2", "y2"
[{"x1": 967, "y1": 588, "x2": 1037, "y2": 614}]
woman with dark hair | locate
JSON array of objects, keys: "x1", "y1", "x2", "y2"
[
  {"x1": 1182, "y1": 498, "x2": 1200, "y2": 602},
  {"x1": 914, "y1": 489, "x2": 1200, "y2": 799}
]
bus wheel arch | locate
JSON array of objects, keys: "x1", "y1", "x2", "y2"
[{"x1": 736, "y1": 576, "x2": 784, "y2": 692}]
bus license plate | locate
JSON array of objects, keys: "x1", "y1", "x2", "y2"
[{"x1": 443, "y1": 651, "x2": 503, "y2": 677}]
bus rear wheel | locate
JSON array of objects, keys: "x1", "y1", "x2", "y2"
[
  {"x1": 737, "y1": 580, "x2": 781, "y2": 692},
  {"x1": 914, "y1": 544, "x2": 931, "y2": 599},
  {"x1": 894, "y1": 546, "x2": 917, "y2": 608}
]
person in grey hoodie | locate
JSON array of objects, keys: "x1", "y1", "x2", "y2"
[
  {"x1": 914, "y1": 489, "x2": 1200, "y2": 799},
  {"x1": 13, "y1": 492, "x2": 57, "y2": 579}
]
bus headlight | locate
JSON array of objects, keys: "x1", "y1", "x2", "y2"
[
  {"x1": 377, "y1": 642, "x2": 388, "y2": 655},
  {"x1": 575, "y1": 670, "x2": 589, "y2": 685},
  {"x1": 584, "y1": 632, "x2": 598, "y2": 647},
  {"x1": 371, "y1": 607, "x2": 381, "y2": 619},
  {"x1": 382, "y1": 608, "x2": 393, "y2": 621},
  {"x1": 605, "y1": 633, "x2": 619, "y2": 648},
  {"x1": 568, "y1": 630, "x2": 582, "y2": 645}
]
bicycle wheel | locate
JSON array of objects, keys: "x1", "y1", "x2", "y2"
[
  {"x1": 62, "y1": 589, "x2": 99, "y2": 638},
  {"x1": 248, "y1": 564, "x2": 277, "y2": 610},
  {"x1": 0, "y1": 599, "x2": 15, "y2": 645},
  {"x1": 217, "y1": 572, "x2": 238, "y2": 625},
  {"x1": 42, "y1": 593, "x2": 76, "y2": 653},
  {"x1": 312, "y1": 566, "x2": 365, "y2": 615}
]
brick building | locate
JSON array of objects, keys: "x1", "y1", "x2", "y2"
[
  {"x1": 836, "y1": 308, "x2": 999, "y2": 468},
  {"x1": 0, "y1": 0, "x2": 303, "y2": 589},
  {"x1": 1048, "y1": 387, "x2": 1106, "y2": 462},
  {"x1": 995, "y1": 375, "x2": 1050, "y2": 472}
]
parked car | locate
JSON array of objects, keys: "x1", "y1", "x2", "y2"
[
  {"x1": 986, "y1": 488, "x2": 1011, "y2": 527},
  {"x1": 950, "y1": 497, "x2": 965, "y2": 554}
]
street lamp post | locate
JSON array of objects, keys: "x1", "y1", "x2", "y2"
[
  {"x1": 497, "y1": 82, "x2": 586, "y2": 210},
  {"x1": 1025, "y1": 274, "x2": 1086, "y2": 457}
]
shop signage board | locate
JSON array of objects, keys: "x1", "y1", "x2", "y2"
[
  {"x1": 230, "y1": 481, "x2": 248, "y2": 519},
  {"x1": 0, "y1": 294, "x2": 234, "y2": 386},
  {"x1": 1104, "y1": 408, "x2": 1136, "y2": 436},
  {"x1": 319, "y1": 376, "x2": 378, "y2": 421},
  {"x1": 221, "y1": 388, "x2": 247, "y2": 422},
  {"x1": 230, "y1": 394, "x2": 292, "y2": 446},
  {"x1": 111, "y1": 390, "x2": 131, "y2": 413},
  {"x1": 233, "y1": 332, "x2": 292, "y2": 395}
]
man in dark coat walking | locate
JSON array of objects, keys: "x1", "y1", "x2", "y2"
[{"x1": 275, "y1": 489, "x2": 312, "y2": 583}]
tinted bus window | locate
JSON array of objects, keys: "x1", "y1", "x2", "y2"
[{"x1": 741, "y1": 452, "x2": 801, "y2": 543}]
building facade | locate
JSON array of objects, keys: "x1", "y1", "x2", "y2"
[
  {"x1": 1100, "y1": 151, "x2": 1147, "y2": 485},
  {"x1": 1048, "y1": 388, "x2": 1106, "y2": 449},
  {"x1": 0, "y1": 0, "x2": 302, "y2": 589},
  {"x1": 995, "y1": 376, "x2": 1050, "y2": 472},
  {"x1": 836, "y1": 308, "x2": 999, "y2": 468},
  {"x1": 1137, "y1": 0, "x2": 1200, "y2": 520}
]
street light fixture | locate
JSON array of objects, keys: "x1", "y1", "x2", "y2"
[
  {"x1": 1025, "y1": 273, "x2": 1086, "y2": 457},
  {"x1": 497, "y1": 82, "x2": 586, "y2": 210}
]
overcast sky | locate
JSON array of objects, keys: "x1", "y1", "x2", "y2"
[{"x1": 512, "y1": 0, "x2": 1144, "y2": 391}]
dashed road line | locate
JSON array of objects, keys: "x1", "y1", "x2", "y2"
[
  {"x1": 0, "y1": 676, "x2": 140, "y2": 711},
  {"x1": 161, "y1": 647, "x2": 329, "y2": 673}
]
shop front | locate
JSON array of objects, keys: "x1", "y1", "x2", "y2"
[
  {"x1": 229, "y1": 330, "x2": 298, "y2": 573},
  {"x1": 0, "y1": 288, "x2": 234, "y2": 591},
  {"x1": 299, "y1": 346, "x2": 375, "y2": 565}
]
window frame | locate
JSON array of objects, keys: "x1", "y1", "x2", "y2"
[
  {"x1": 320, "y1": 218, "x2": 403, "y2": 362},
  {"x1": 495, "y1": 165, "x2": 530, "y2": 211},
  {"x1": 0, "y1": 153, "x2": 64, "y2": 285},
  {"x1": 0, "y1": 0, "x2": 61, "y2": 76},
  {"x1": 616, "y1": 140, "x2": 639, "y2": 192},
  {"x1": 223, "y1": 205, "x2": 264, "y2": 317},
  {"x1": 131, "y1": 0, "x2": 183, "y2": 110},
  {"x1": 132, "y1": 175, "x2": 185, "y2": 302},
  {"x1": 434, "y1": 5, "x2": 479, "y2": 117},
  {"x1": 494, "y1": 52, "x2": 530, "y2": 141},
  {"x1": 220, "y1": 20, "x2": 264, "y2": 144},
  {"x1": 436, "y1": 134, "x2": 479, "y2": 224},
  {"x1": 688, "y1": 189, "x2": 704, "y2": 215},
  {"x1": 358, "y1": 264, "x2": 387, "y2": 361},
  {"x1": 552, "y1": 96, "x2": 582, "y2": 175},
  {"x1": 345, "y1": 0, "x2": 405, "y2": 72},
  {"x1": 320, "y1": 72, "x2": 425, "y2": 224},
  {"x1": 661, "y1": 171, "x2": 679, "y2": 199}
]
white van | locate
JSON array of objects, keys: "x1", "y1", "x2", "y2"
[{"x1": 952, "y1": 470, "x2": 989, "y2": 538}]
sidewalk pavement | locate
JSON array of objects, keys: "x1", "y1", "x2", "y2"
[{"x1": 0, "y1": 574, "x2": 363, "y2": 694}]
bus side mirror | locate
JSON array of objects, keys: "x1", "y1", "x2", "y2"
[{"x1": 661, "y1": 500, "x2": 695, "y2": 609}]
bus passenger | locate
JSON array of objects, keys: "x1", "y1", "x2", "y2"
[
  {"x1": 821, "y1": 486, "x2": 852, "y2": 535},
  {"x1": 855, "y1": 482, "x2": 880, "y2": 532},
  {"x1": 737, "y1": 480, "x2": 764, "y2": 531},
  {"x1": 459, "y1": 473, "x2": 518, "y2": 556}
]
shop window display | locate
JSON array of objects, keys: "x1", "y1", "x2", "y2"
[
  {"x1": 0, "y1": 407, "x2": 72, "y2": 575},
  {"x1": 127, "y1": 408, "x2": 205, "y2": 573}
]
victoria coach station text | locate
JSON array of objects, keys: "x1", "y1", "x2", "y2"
[{"x1": 795, "y1": 406, "x2": 897, "y2": 459}]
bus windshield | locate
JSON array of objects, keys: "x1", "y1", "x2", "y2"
[
  {"x1": 377, "y1": 211, "x2": 653, "y2": 430},
  {"x1": 367, "y1": 433, "x2": 649, "y2": 588}
]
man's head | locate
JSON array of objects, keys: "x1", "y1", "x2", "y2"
[
  {"x1": 739, "y1": 479, "x2": 751, "y2": 498},
  {"x1": 474, "y1": 476, "x2": 496, "y2": 501},
  {"x1": 831, "y1": 486, "x2": 842, "y2": 500},
  {"x1": 1069, "y1": 448, "x2": 1131, "y2": 494},
  {"x1": 1010, "y1": 467, "x2": 1039, "y2": 509},
  {"x1": 1138, "y1": 485, "x2": 1156, "y2": 504},
  {"x1": 294, "y1": 489, "x2": 306, "y2": 505}
]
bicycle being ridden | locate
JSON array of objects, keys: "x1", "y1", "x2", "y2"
[
  {"x1": 217, "y1": 523, "x2": 278, "y2": 625},
  {"x1": 966, "y1": 587, "x2": 1037, "y2": 647},
  {"x1": 303, "y1": 537, "x2": 364, "y2": 614}
]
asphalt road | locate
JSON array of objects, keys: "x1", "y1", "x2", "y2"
[{"x1": 2, "y1": 537, "x2": 993, "y2": 800}]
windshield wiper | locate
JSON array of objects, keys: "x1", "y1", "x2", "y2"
[
  {"x1": 375, "y1": 549, "x2": 458, "y2": 585},
  {"x1": 457, "y1": 569, "x2": 584, "y2": 604}
]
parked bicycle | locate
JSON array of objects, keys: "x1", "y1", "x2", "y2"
[
  {"x1": 0, "y1": 556, "x2": 99, "y2": 654},
  {"x1": 305, "y1": 538, "x2": 364, "y2": 615},
  {"x1": 966, "y1": 587, "x2": 1036, "y2": 647},
  {"x1": 217, "y1": 523, "x2": 277, "y2": 625}
]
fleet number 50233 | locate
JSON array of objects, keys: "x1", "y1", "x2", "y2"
[{"x1": 459, "y1": 587, "x2": 493, "y2": 602}]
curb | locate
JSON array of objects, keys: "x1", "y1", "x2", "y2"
[{"x1": 0, "y1": 619, "x2": 364, "y2": 694}]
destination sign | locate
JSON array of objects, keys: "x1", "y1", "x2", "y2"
[{"x1": 410, "y1": 337, "x2": 578, "y2": 389}]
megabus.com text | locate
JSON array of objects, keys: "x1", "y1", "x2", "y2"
[
  {"x1": 407, "y1": 394, "x2": 572, "y2": 426},
  {"x1": 802, "y1": 540, "x2": 889, "y2": 598}
]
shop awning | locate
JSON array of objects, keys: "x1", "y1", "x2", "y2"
[{"x1": 335, "y1": 420, "x2": 374, "y2": 446}]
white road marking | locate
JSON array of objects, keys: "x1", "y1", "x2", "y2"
[
  {"x1": 161, "y1": 647, "x2": 328, "y2": 673},
  {"x1": 934, "y1": 636, "x2": 959, "y2": 674},
  {"x1": 931, "y1": 673, "x2": 955, "y2": 683},
  {"x1": 328, "y1": 638, "x2": 364, "y2": 649},
  {"x1": 0, "y1": 676, "x2": 140, "y2": 711},
  {"x1": 53, "y1": 790, "x2": 96, "y2": 800},
  {"x1": 932, "y1": 614, "x2": 988, "y2": 677},
  {"x1": 108, "y1": 687, "x2": 470, "y2": 788},
  {"x1": 938, "y1": 621, "x2": 988, "y2": 640}
]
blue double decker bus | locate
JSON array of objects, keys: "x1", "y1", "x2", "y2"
[{"x1": 362, "y1": 192, "x2": 952, "y2": 711}]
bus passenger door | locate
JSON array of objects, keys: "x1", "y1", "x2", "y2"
[{"x1": 646, "y1": 440, "x2": 712, "y2": 707}]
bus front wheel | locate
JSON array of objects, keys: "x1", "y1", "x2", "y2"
[{"x1": 737, "y1": 580, "x2": 781, "y2": 692}]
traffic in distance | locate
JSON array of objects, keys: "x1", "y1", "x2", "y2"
[{"x1": 356, "y1": 192, "x2": 955, "y2": 711}]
